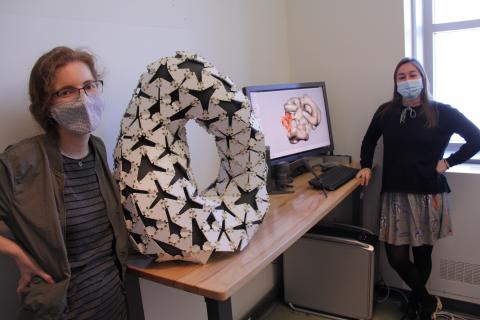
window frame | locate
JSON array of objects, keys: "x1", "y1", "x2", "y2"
[{"x1": 410, "y1": 0, "x2": 480, "y2": 164}]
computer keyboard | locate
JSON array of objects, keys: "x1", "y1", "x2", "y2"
[{"x1": 308, "y1": 165, "x2": 359, "y2": 191}]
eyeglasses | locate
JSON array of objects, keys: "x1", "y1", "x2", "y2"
[{"x1": 54, "y1": 80, "x2": 104, "y2": 100}]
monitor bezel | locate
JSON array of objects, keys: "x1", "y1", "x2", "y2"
[{"x1": 243, "y1": 81, "x2": 334, "y2": 165}]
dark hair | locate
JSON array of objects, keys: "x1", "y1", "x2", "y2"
[
  {"x1": 29, "y1": 46, "x2": 100, "y2": 134},
  {"x1": 383, "y1": 57, "x2": 438, "y2": 128}
]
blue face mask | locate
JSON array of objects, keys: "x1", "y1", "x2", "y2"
[{"x1": 397, "y1": 78, "x2": 423, "y2": 100}]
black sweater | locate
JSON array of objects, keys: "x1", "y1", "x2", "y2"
[{"x1": 360, "y1": 101, "x2": 480, "y2": 194}]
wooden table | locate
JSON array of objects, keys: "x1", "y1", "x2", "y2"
[{"x1": 126, "y1": 172, "x2": 362, "y2": 320}]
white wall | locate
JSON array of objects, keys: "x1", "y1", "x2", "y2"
[
  {"x1": 285, "y1": 0, "x2": 405, "y2": 232},
  {"x1": 0, "y1": 0, "x2": 290, "y2": 159},
  {"x1": 286, "y1": 0, "x2": 405, "y2": 159},
  {"x1": 0, "y1": 0, "x2": 289, "y2": 318}
]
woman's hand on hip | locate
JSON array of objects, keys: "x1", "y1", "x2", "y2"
[
  {"x1": 356, "y1": 168, "x2": 372, "y2": 186},
  {"x1": 0, "y1": 235, "x2": 54, "y2": 294},
  {"x1": 14, "y1": 248, "x2": 55, "y2": 294},
  {"x1": 436, "y1": 159, "x2": 449, "y2": 173}
]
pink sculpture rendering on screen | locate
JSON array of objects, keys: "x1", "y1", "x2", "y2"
[{"x1": 281, "y1": 94, "x2": 321, "y2": 144}]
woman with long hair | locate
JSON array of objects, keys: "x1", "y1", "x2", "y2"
[{"x1": 357, "y1": 57, "x2": 480, "y2": 319}]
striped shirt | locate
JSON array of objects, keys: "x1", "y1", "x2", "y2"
[{"x1": 62, "y1": 152, "x2": 127, "y2": 320}]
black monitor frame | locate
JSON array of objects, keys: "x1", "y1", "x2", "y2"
[{"x1": 243, "y1": 81, "x2": 335, "y2": 166}]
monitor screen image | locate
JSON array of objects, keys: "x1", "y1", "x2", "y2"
[{"x1": 244, "y1": 82, "x2": 334, "y2": 163}]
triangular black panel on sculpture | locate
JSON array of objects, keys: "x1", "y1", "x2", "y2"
[
  {"x1": 172, "y1": 123, "x2": 185, "y2": 142},
  {"x1": 142, "y1": 216, "x2": 158, "y2": 228},
  {"x1": 236, "y1": 239, "x2": 243, "y2": 250},
  {"x1": 149, "y1": 180, "x2": 177, "y2": 210},
  {"x1": 178, "y1": 59, "x2": 204, "y2": 82},
  {"x1": 157, "y1": 139, "x2": 175, "y2": 160},
  {"x1": 206, "y1": 213, "x2": 216, "y2": 227},
  {"x1": 169, "y1": 88, "x2": 179, "y2": 103},
  {"x1": 122, "y1": 158, "x2": 132, "y2": 174},
  {"x1": 233, "y1": 224, "x2": 247, "y2": 230},
  {"x1": 121, "y1": 185, "x2": 149, "y2": 199},
  {"x1": 148, "y1": 100, "x2": 160, "y2": 118},
  {"x1": 216, "y1": 220, "x2": 229, "y2": 242},
  {"x1": 192, "y1": 218, "x2": 208, "y2": 247},
  {"x1": 218, "y1": 100, "x2": 242, "y2": 126},
  {"x1": 131, "y1": 135, "x2": 156, "y2": 151},
  {"x1": 130, "y1": 233, "x2": 144, "y2": 245},
  {"x1": 198, "y1": 117, "x2": 220, "y2": 129},
  {"x1": 137, "y1": 90, "x2": 151, "y2": 99},
  {"x1": 212, "y1": 74, "x2": 232, "y2": 92},
  {"x1": 128, "y1": 112, "x2": 141, "y2": 129},
  {"x1": 250, "y1": 127, "x2": 259, "y2": 139},
  {"x1": 138, "y1": 155, "x2": 167, "y2": 182},
  {"x1": 215, "y1": 201, "x2": 236, "y2": 217},
  {"x1": 178, "y1": 187, "x2": 203, "y2": 215},
  {"x1": 165, "y1": 208, "x2": 182, "y2": 236},
  {"x1": 169, "y1": 162, "x2": 188, "y2": 186},
  {"x1": 234, "y1": 186, "x2": 259, "y2": 211},
  {"x1": 189, "y1": 86, "x2": 216, "y2": 111},
  {"x1": 154, "y1": 239, "x2": 183, "y2": 257},
  {"x1": 169, "y1": 105, "x2": 193, "y2": 122},
  {"x1": 123, "y1": 208, "x2": 134, "y2": 220},
  {"x1": 149, "y1": 64, "x2": 174, "y2": 83}
]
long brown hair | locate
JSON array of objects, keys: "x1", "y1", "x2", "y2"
[
  {"x1": 29, "y1": 46, "x2": 100, "y2": 135},
  {"x1": 383, "y1": 57, "x2": 438, "y2": 128}
]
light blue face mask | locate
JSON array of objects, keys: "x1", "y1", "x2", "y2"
[{"x1": 397, "y1": 78, "x2": 423, "y2": 100}]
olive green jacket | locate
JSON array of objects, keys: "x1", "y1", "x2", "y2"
[{"x1": 0, "y1": 134, "x2": 128, "y2": 319}]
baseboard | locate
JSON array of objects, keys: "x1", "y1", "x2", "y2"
[{"x1": 441, "y1": 296, "x2": 480, "y2": 317}]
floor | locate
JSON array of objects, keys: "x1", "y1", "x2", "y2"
[
  {"x1": 260, "y1": 297, "x2": 480, "y2": 320},
  {"x1": 262, "y1": 298, "x2": 402, "y2": 320}
]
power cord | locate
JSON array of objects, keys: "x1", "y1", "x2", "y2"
[
  {"x1": 320, "y1": 186, "x2": 328, "y2": 198},
  {"x1": 374, "y1": 274, "x2": 480, "y2": 320},
  {"x1": 434, "y1": 311, "x2": 480, "y2": 320},
  {"x1": 374, "y1": 277, "x2": 408, "y2": 305},
  {"x1": 374, "y1": 278, "x2": 390, "y2": 303},
  {"x1": 304, "y1": 160, "x2": 328, "y2": 198}
]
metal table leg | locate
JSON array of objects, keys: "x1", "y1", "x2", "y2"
[
  {"x1": 205, "y1": 297, "x2": 233, "y2": 320},
  {"x1": 125, "y1": 273, "x2": 146, "y2": 320}
]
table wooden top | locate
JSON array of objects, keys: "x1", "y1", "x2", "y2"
[{"x1": 127, "y1": 172, "x2": 360, "y2": 301}]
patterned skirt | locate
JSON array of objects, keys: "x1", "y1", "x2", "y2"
[{"x1": 379, "y1": 192, "x2": 452, "y2": 246}]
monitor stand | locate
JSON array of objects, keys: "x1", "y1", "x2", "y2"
[{"x1": 267, "y1": 161, "x2": 294, "y2": 194}]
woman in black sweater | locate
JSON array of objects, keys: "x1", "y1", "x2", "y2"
[{"x1": 357, "y1": 58, "x2": 480, "y2": 320}]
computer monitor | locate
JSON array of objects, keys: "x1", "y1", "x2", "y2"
[{"x1": 244, "y1": 82, "x2": 334, "y2": 165}]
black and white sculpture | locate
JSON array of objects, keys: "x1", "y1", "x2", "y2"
[{"x1": 114, "y1": 52, "x2": 269, "y2": 264}]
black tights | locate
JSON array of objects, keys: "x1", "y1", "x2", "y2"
[{"x1": 385, "y1": 243, "x2": 434, "y2": 307}]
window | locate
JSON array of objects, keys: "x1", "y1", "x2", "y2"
[{"x1": 410, "y1": 0, "x2": 480, "y2": 162}]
